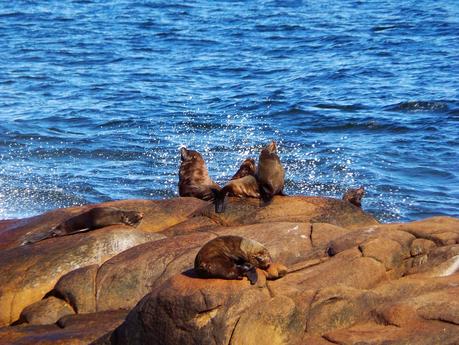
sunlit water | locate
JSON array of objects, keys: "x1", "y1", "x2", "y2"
[{"x1": 0, "y1": 0, "x2": 458, "y2": 222}]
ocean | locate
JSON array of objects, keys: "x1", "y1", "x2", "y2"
[{"x1": 0, "y1": 0, "x2": 458, "y2": 222}]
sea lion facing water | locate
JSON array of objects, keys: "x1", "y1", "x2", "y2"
[
  {"x1": 178, "y1": 147, "x2": 221, "y2": 201},
  {"x1": 194, "y1": 235, "x2": 281, "y2": 285},
  {"x1": 342, "y1": 186, "x2": 365, "y2": 208},
  {"x1": 213, "y1": 158, "x2": 259, "y2": 213},
  {"x1": 256, "y1": 141, "x2": 285, "y2": 203},
  {"x1": 21, "y1": 207, "x2": 143, "y2": 245}
]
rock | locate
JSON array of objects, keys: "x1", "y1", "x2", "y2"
[
  {"x1": 197, "y1": 196, "x2": 379, "y2": 228},
  {"x1": 97, "y1": 216, "x2": 459, "y2": 345},
  {"x1": 17, "y1": 296, "x2": 75, "y2": 325},
  {"x1": 1, "y1": 198, "x2": 459, "y2": 344},
  {"x1": 95, "y1": 232, "x2": 215, "y2": 312},
  {"x1": 0, "y1": 226, "x2": 164, "y2": 326},
  {"x1": 0, "y1": 310, "x2": 128, "y2": 345},
  {"x1": 54, "y1": 265, "x2": 99, "y2": 314}
]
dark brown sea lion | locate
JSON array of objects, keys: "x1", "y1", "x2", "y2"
[
  {"x1": 342, "y1": 186, "x2": 365, "y2": 208},
  {"x1": 256, "y1": 140, "x2": 285, "y2": 203},
  {"x1": 231, "y1": 158, "x2": 256, "y2": 180},
  {"x1": 21, "y1": 207, "x2": 143, "y2": 245},
  {"x1": 178, "y1": 147, "x2": 220, "y2": 201},
  {"x1": 194, "y1": 235, "x2": 274, "y2": 285}
]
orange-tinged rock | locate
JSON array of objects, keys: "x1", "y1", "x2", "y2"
[
  {"x1": 0, "y1": 310, "x2": 128, "y2": 345},
  {"x1": 18, "y1": 296, "x2": 75, "y2": 326},
  {"x1": 0, "y1": 227, "x2": 164, "y2": 326},
  {"x1": 54, "y1": 264, "x2": 99, "y2": 314},
  {"x1": 197, "y1": 196, "x2": 379, "y2": 228}
]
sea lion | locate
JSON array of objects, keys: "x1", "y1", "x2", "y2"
[
  {"x1": 178, "y1": 147, "x2": 220, "y2": 201},
  {"x1": 342, "y1": 186, "x2": 365, "y2": 208},
  {"x1": 194, "y1": 235, "x2": 274, "y2": 285},
  {"x1": 256, "y1": 140, "x2": 285, "y2": 203},
  {"x1": 213, "y1": 158, "x2": 260, "y2": 213},
  {"x1": 21, "y1": 207, "x2": 143, "y2": 245},
  {"x1": 213, "y1": 176, "x2": 260, "y2": 213},
  {"x1": 231, "y1": 158, "x2": 256, "y2": 180}
]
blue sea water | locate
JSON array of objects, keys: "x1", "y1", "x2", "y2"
[{"x1": 0, "y1": 0, "x2": 458, "y2": 222}]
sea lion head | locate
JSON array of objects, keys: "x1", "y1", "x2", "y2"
[
  {"x1": 240, "y1": 158, "x2": 256, "y2": 175},
  {"x1": 231, "y1": 157, "x2": 257, "y2": 180},
  {"x1": 263, "y1": 141, "x2": 277, "y2": 154},
  {"x1": 240, "y1": 238, "x2": 273, "y2": 269},
  {"x1": 180, "y1": 147, "x2": 205, "y2": 163},
  {"x1": 120, "y1": 210, "x2": 144, "y2": 227},
  {"x1": 342, "y1": 186, "x2": 365, "y2": 208}
]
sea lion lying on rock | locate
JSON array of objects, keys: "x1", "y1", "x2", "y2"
[
  {"x1": 213, "y1": 158, "x2": 260, "y2": 213},
  {"x1": 21, "y1": 207, "x2": 143, "y2": 245},
  {"x1": 342, "y1": 186, "x2": 365, "y2": 208},
  {"x1": 194, "y1": 235, "x2": 287, "y2": 285},
  {"x1": 256, "y1": 140, "x2": 285, "y2": 203},
  {"x1": 178, "y1": 147, "x2": 221, "y2": 201}
]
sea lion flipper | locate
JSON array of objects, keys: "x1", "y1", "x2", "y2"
[
  {"x1": 21, "y1": 229, "x2": 56, "y2": 246},
  {"x1": 246, "y1": 267, "x2": 258, "y2": 285}
]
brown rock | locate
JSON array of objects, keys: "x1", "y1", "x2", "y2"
[
  {"x1": 0, "y1": 310, "x2": 127, "y2": 345},
  {"x1": 54, "y1": 264, "x2": 99, "y2": 314},
  {"x1": 18, "y1": 296, "x2": 74, "y2": 325},
  {"x1": 95, "y1": 232, "x2": 215, "y2": 312},
  {"x1": 0, "y1": 227, "x2": 164, "y2": 326},
  {"x1": 197, "y1": 196, "x2": 379, "y2": 228}
]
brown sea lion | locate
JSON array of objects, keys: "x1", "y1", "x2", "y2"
[
  {"x1": 178, "y1": 147, "x2": 220, "y2": 201},
  {"x1": 213, "y1": 175, "x2": 260, "y2": 213},
  {"x1": 213, "y1": 158, "x2": 259, "y2": 213},
  {"x1": 342, "y1": 186, "x2": 365, "y2": 208},
  {"x1": 194, "y1": 235, "x2": 275, "y2": 285},
  {"x1": 256, "y1": 140, "x2": 285, "y2": 203},
  {"x1": 21, "y1": 207, "x2": 143, "y2": 245},
  {"x1": 231, "y1": 158, "x2": 256, "y2": 180}
]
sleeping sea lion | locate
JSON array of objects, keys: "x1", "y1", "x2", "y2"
[
  {"x1": 21, "y1": 207, "x2": 143, "y2": 245},
  {"x1": 178, "y1": 147, "x2": 221, "y2": 201},
  {"x1": 231, "y1": 158, "x2": 256, "y2": 180},
  {"x1": 342, "y1": 186, "x2": 365, "y2": 208},
  {"x1": 256, "y1": 140, "x2": 285, "y2": 203},
  {"x1": 194, "y1": 235, "x2": 274, "y2": 285}
]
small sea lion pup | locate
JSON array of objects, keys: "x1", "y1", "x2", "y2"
[
  {"x1": 21, "y1": 207, "x2": 143, "y2": 245},
  {"x1": 194, "y1": 235, "x2": 286, "y2": 285},
  {"x1": 178, "y1": 147, "x2": 221, "y2": 201},
  {"x1": 256, "y1": 140, "x2": 285, "y2": 203},
  {"x1": 213, "y1": 158, "x2": 260, "y2": 213},
  {"x1": 342, "y1": 186, "x2": 365, "y2": 208}
]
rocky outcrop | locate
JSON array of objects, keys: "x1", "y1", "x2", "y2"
[{"x1": 0, "y1": 197, "x2": 458, "y2": 345}]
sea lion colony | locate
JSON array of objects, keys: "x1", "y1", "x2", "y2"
[
  {"x1": 20, "y1": 141, "x2": 363, "y2": 287},
  {"x1": 179, "y1": 140, "x2": 364, "y2": 212}
]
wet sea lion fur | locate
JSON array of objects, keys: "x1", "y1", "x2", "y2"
[{"x1": 178, "y1": 147, "x2": 221, "y2": 201}]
